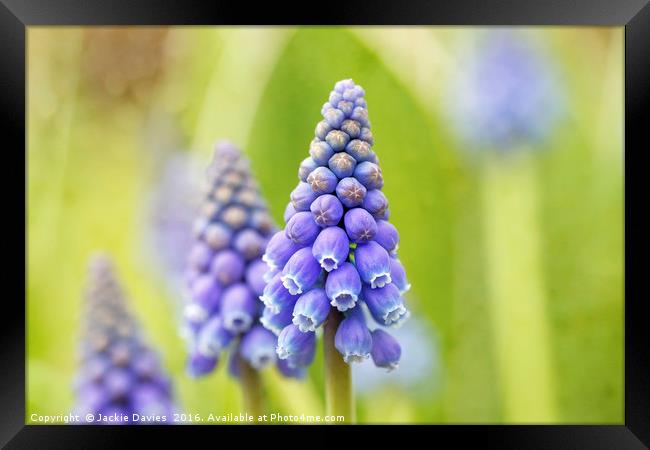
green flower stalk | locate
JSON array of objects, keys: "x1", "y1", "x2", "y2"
[{"x1": 446, "y1": 30, "x2": 565, "y2": 421}]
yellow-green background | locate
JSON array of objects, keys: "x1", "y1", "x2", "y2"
[{"x1": 27, "y1": 26, "x2": 623, "y2": 423}]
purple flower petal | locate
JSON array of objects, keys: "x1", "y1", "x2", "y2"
[
  {"x1": 259, "y1": 272, "x2": 299, "y2": 314},
  {"x1": 309, "y1": 140, "x2": 334, "y2": 165},
  {"x1": 276, "y1": 324, "x2": 316, "y2": 367},
  {"x1": 370, "y1": 329, "x2": 401, "y2": 371},
  {"x1": 354, "y1": 241, "x2": 391, "y2": 288},
  {"x1": 284, "y1": 202, "x2": 298, "y2": 223},
  {"x1": 353, "y1": 161, "x2": 384, "y2": 190},
  {"x1": 345, "y1": 139, "x2": 373, "y2": 162},
  {"x1": 362, "y1": 283, "x2": 409, "y2": 327},
  {"x1": 306, "y1": 166, "x2": 338, "y2": 195},
  {"x1": 310, "y1": 194, "x2": 344, "y2": 228},
  {"x1": 188, "y1": 242, "x2": 213, "y2": 271},
  {"x1": 290, "y1": 182, "x2": 318, "y2": 211},
  {"x1": 233, "y1": 229, "x2": 267, "y2": 261},
  {"x1": 328, "y1": 152, "x2": 357, "y2": 179},
  {"x1": 281, "y1": 247, "x2": 322, "y2": 295},
  {"x1": 362, "y1": 189, "x2": 389, "y2": 220},
  {"x1": 315, "y1": 120, "x2": 333, "y2": 141},
  {"x1": 312, "y1": 226, "x2": 350, "y2": 272},
  {"x1": 210, "y1": 249, "x2": 245, "y2": 286},
  {"x1": 245, "y1": 259, "x2": 269, "y2": 296},
  {"x1": 334, "y1": 307, "x2": 372, "y2": 363},
  {"x1": 203, "y1": 223, "x2": 232, "y2": 250},
  {"x1": 298, "y1": 156, "x2": 318, "y2": 182},
  {"x1": 260, "y1": 304, "x2": 294, "y2": 335},
  {"x1": 285, "y1": 211, "x2": 320, "y2": 246},
  {"x1": 186, "y1": 274, "x2": 222, "y2": 321},
  {"x1": 292, "y1": 288, "x2": 331, "y2": 332},
  {"x1": 344, "y1": 208, "x2": 377, "y2": 244},
  {"x1": 197, "y1": 316, "x2": 233, "y2": 357},
  {"x1": 374, "y1": 220, "x2": 399, "y2": 254},
  {"x1": 220, "y1": 283, "x2": 258, "y2": 333},
  {"x1": 187, "y1": 350, "x2": 218, "y2": 378},
  {"x1": 276, "y1": 358, "x2": 306, "y2": 378},
  {"x1": 389, "y1": 258, "x2": 411, "y2": 294},
  {"x1": 325, "y1": 129, "x2": 351, "y2": 152},
  {"x1": 340, "y1": 119, "x2": 361, "y2": 139},
  {"x1": 240, "y1": 325, "x2": 277, "y2": 369},
  {"x1": 325, "y1": 262, "x2": 362, "y2": 311},
  {"x1": 336, "y1": 177, "x2": 367, "y2": 208},
  {"x1": 263, "y1": 230, "x2": 302, "y2": 271}
]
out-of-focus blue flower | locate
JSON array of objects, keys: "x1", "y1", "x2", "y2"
[
  {"x1": 259, "y1": 80, "x2": 412, "y2": 371},
  {"x1": 245, "y1": 260, "x2": 268, "y2": 296},
  {"x1": 240, "y1": 325, "x2": 278, "y2": 370},
  {"x1": 210, "y1": 249, "x2": 246, "y2": 285},
  {"x1": 447, "y1": 30, "x2": 565, "y2": 151},
  {"x1": 220, "y1": 283, "x2": 258, "y2": 333},
  {"x1": 72, "y1": 255, "x2": 176, "y2": 422},
  {"x1": 197, "y1": 316, "x2": 233, "y2": 357},
  {"x1": 188, "y1": 351, "x2": 218, "y2": 377},
  {"x1": 143, "y1": 150, "x2": 203, "y2": 325},
  {"x1": 183, "y1": 141, "x2": 301, "y2": 379}
]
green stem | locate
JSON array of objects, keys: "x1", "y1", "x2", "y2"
[
  {"x1": 481, "y1": 153, "x2": 556, "y2": 422},
  {"x1": 238, "y1": 356, "x2": 263, "y2": 422},
  {"x1": 324, "y1": 308, "x2": 355, "y2": 423}
]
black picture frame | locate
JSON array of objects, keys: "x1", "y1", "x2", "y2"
[{"x1": 2, "y1": 0, "x2": 648, "y2": 447}]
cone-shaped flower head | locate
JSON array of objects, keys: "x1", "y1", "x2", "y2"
[
  {"x1": 260, "y1": 80, "x2": 412, "y2": 371},
  {"x1": 447, "y1": 30, "x2": 565, "y2": 152},
  {"x1": 183, "y1": 141, "x2": 299, "y2": 379},
  {"x1": 73, "y1": 254, "x2": 176, "y2": 422}
]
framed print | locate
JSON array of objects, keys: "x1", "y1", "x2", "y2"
[{"x1": 2, "y1": 0, "x2": 648, "y2": 447}]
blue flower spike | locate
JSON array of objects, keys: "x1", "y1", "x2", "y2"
[
  {"x1": 259, "y1": 80, "x2": 412, "y2": 375},
  {"x1": 183, "y1": 141, "x2": 303, "y2": 381},
  {"x1": 73, "y1": 255, "x2": 176, "y2": 422}
]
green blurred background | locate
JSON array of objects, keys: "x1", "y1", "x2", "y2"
[{"x1": 27, "y1": 26, "x2": 623, "y2": 424}]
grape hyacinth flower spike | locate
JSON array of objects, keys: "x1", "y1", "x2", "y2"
[
  {"x1": 72, "y1": 254, "x2": 176, "y2": 423},
  {"x1": 260, "y1": 80, "x2": 412, "y2": 422},
  {"x1": 183, "y1": 140, "x2": 299, "y2": 419},
  {"x1": 445, "y1": 30, "x2": 566, "y2": 421}
]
